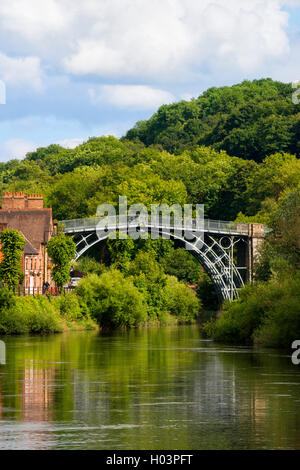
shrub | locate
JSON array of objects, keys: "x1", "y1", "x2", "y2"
[
  {"x1": 0, "y1": 287, "x2": 16, "y2": 310},
  {"x1": 253, "y1": 277, "x2": 300, "y2": 348},
  {"x1": 212, "y1": 274, "x2": 300, "y2": 348},
  {"x1": 74, "y1": 257, "x2": 106, "y2": 277},
  {"x1": 57, "y1": 292, "x2": 84, "y2": 321},
  {"x1": 76, "y1": 271, "x2": 147, "y2": 328},
  {"x1": 165, "y1": 276, "x2": 201, "y2": 323},
  {"x1": 196, "y1": 272, "x2": 219, "y2": 311},
  {"x1": 129, "y1": 251, "x2": 168, "y2": 321},
  {"x1": 212, "y1": 283, "x2": 268, "y2": 344},
  {"x1": 0, "y1": 230, "x2": 26, "y2": 290},
  {"x1": 161, "y1": 248, "x2": 202, "y2": 284},
  {"x1": 0, "y1": 295, "x2": 63, "y2": 335},
  {"x1": 47, "y1": 233, "x2": 76, "y2": 288}
]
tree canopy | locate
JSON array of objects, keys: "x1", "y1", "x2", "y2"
[{"x1": 124, "y1": 79, "x2": 299, "y2": 162}]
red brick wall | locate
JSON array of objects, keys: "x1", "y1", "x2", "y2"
[
  {"x1": 1, "y1": 192, "x2": 44, "y2": 210},
  {"x1": 26, "y1": 197, "x2": 44, "y2": 210}
]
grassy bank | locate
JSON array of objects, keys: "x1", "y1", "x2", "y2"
[
  {"x1": 0, "y1": 263, "x2": 200, "y2": 335},
  {"x1": 0, "y1": 289, "x2": 97, "y2": 335}
]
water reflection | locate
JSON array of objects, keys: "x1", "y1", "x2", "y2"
[{"x1": 0, "y1": 327, "x2": 300, "y2": 449}]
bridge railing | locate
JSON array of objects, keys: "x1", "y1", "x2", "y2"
[
  {"x1": 61, "y1": 216, "x2": 254, "y2": 236},
  {"x1": 203, "y1": 219, "x2": 249, "y2": 235}
]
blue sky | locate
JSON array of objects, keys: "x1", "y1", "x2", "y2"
[{"x1": 0, "y1": 0, "x2": 299, "y2": 161}]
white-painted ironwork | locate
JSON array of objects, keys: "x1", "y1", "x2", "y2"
[{"x1": 61, "y1": 216, "x2": 263, "y2": 302}]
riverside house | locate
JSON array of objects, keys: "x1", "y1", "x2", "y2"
[{"x1": 0, "y1": 192, "x2": 55, "y2": 294}]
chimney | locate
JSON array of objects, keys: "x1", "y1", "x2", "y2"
[
  {"x1": 2, "y1": 192, "x2": 26, "y2": 210},
  {"x1": 1, "y1": 192, "x2": 44, "y2": 210},
  {"x1": 26, "y1": 193, "x2": 44, "y2": 210}
]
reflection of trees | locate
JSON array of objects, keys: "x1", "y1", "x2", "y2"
[{"x1": 1, "y1": 330, "x2": 300, "y2": 449}]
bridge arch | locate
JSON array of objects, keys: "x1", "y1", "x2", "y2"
[{"x1": 65, "y1": 220, "x2": 248, "y2": 302}]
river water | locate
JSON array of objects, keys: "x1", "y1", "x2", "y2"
[{"x1": 0, "y1": 326, "x2": 300, "y2": 450}]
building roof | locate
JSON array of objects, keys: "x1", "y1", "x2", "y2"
[
  {"x1": 0, "y1": 209, "x2": 53, "y2": 251},
  {"x1": 23, "y1": 236, "x2": 39, "y2": 255}
]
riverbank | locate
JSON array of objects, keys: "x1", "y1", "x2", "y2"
[
  {"x1": 202, "y1": 273, "x2": 300, "y2": 349},
  {"x1": 0, "y1": 289, "x2": 98, "y2": 335},
  {"x1": 0, "y1": 276, "x2": 200, "y2": 336}
]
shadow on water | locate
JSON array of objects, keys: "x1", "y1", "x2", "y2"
[{"x1": 0, "y1": 325, "x2": 300, "y2": 449}]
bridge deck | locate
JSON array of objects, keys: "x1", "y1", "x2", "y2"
[{"x1": 61, "y1": 217, "x2": 263, "y2": 237}]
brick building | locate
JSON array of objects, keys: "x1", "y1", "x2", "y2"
[{"x1": 0, "y1": 192, "x2": 55, "y2": 294}]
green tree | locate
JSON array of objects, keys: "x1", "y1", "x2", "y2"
[
  {"x1": 196, "y1": 272, "x2": 219, "y2": 311},
  {"x1": 47, "y1": 234, "x2": 76, "y2": 288},
  {"x1": 129, "y1": 251, "x2": 168, "y2": 321},
  {"x1": 165, "y1": 276, "x2": 201, "y2": 323},
  {"x1": 125, "y1": 79, "x2": 299, "y2": 162},
  {"x1": 76, "y1": 271, "x2": 147, "y2": 328},
  {"x1": 0, "y1": 230, "x2": 26, "y2": 290},
  {"x1": 162, "y1": 248, "x2": 201, "y2": 284}
]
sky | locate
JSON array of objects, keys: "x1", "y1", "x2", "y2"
[{"x1": 0, "y1": 0, "x2": 299, "y2": 162}]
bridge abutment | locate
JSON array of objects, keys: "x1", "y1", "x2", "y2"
[{"x1": 248, "y1": 223, "x2": 265, "y2": 282}]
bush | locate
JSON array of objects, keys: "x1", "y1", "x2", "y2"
[
  {"x1": 161, "y1": 248, "x2": 201, "y2": 284},
  {"x1": 76, "y1": 271, "x2": 147, "y2": 328},
  {"x1": 196, "y1": 272, "x2": 219, "y2": 311},
  {"x1": 74, "y1": 257, "x2": 106, "y2": 277},
  {"x1": 129, "y1": 251, "x2": 168, "y2": 321},
  {"x1": 0, "y1": 295, "x2": 63, "y2": 335},
  {"x1": 0, "y1": 287, "x2": 16, "y2": 310},
  {"x1": 165, "y1": 276, "x2": 201, "y2": 323},
  {"x1": 212, "y1": 274, "x2": 300, "y2": 348},
  {"x1": 253, "y1": 277, "x2": 300, "y2": 348},
  {"x1": 212, "y1": 283, "x2": 268, "y2": 344},
  {"x1": 57, "y1": 292, "x2": 84, "y2": 321}
]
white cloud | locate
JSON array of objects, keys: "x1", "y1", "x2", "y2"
[
  {"x1": 89, "y1": 85, "x2": 174, "y2": 110},
  {"x1": 0, "y1": 0, "x2": 68, "y2": 39},
  {"x1": 280, "y1": 1, "x2": 300, "y2": 6},
  {"x1": 63, "y1": 0, "x2": 291, "y2": 79},
  {"x1": 0, "y1": 139, "x2": 37, "y2": 161},
  {"x1": 0, "y1": 53, "x2": 43, "y2": 89},
  {"x1": 0, "y1": 0, "x2": 294, "y2": 81},
  {"x1": 58, "y1": 137, "x2": 85, "y2": 148}
]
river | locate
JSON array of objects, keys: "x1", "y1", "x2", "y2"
[{"x1": 0, "y1": 326, "x2": 299, "y2": 450}]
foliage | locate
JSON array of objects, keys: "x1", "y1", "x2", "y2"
[
  {"x1": 47, "y1": 234, "x2": 76, "y2": 288},
  {"x1": 0, "y1": 294, "x2": 63, "y2": 335},
  {"x1": 74, "y1": 256, "x2": 106, "y2": 277},
  {"x1": 210, "y1": 188, "x2": 300, "y2": 347},
  {"x1": 107, "y1": 236, "x2": 136, "y2": 273},
  {"x1": 76, "y1": 271, "x2": 148, "y2": 328},
  {"x1": 125, "y1": 79, "x2": 299, "y2": 162},
  {"x1": 0, "y1": 230, "x2": 26, "y2": 290},
  {"x1": 0, "y1": 287, "x2": 16, "y2": 310},
  {"x1": 211, "y1": 275, "x2": 300, "y2": 348},
  {"x1": 129, "y1": 251, "x2": 168, "y2": 321},
  {"x1": 56, "y1": 292, "x2": 84, "y2": 321},
  {"x1": 196, "y1": 272, "x2": 219, "y2": 311},
  {"x1": 0, "y1": 78, "x2": 299, "y2": 340},
  {"x1": 0, "y1": 288, "x2": 97, "y2": 335},
  {"x1": 254, "y1": 189, "x2": 300, "y2": 280},
  {"x1": 165, "y1": 276, "x2": 201, "y2": 323},
  {"x1": 161, "y1": 248, "x2": 201, "y2": 284}
]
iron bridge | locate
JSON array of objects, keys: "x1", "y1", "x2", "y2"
[{"x1": 61, "y1": 216, "x2": 268, "y2": 303}]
